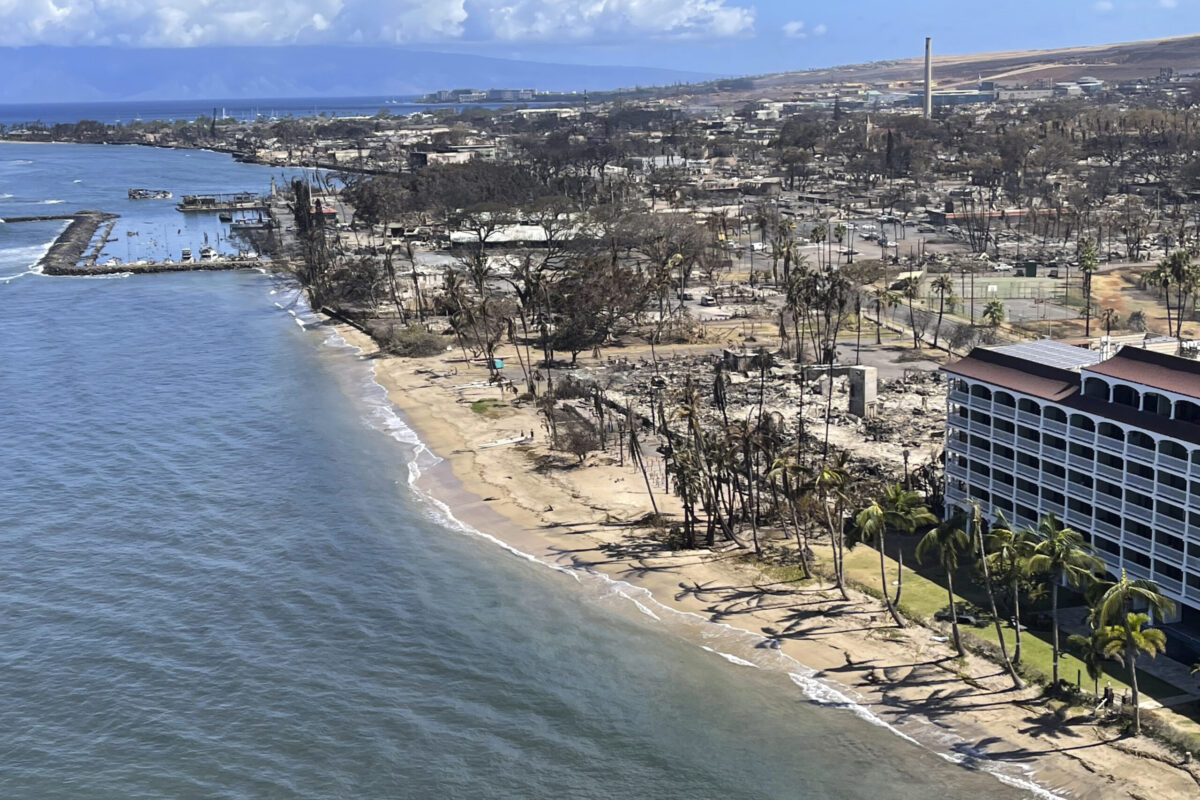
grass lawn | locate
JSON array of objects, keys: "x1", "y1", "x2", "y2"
[{"x1": 841, "y1": 545, "x2": 1187, "y2": 700}]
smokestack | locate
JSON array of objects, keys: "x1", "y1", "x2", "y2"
[{"x1": 924, "y1": 37, "x2": 933, "y2": 119}]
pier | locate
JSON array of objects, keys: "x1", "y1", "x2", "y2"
[{"x1": 176, "y1": 193, "x2": 269, "y2": 214}]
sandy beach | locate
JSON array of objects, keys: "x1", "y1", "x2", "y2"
[{"x1": 332, "y1": 321, "x2": 1200, "y2": 800}]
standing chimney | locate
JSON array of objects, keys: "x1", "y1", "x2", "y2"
[{"x1": 924, "y1": 37, "x2": 933, "y2": 119}]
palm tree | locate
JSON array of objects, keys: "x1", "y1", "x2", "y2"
[
  {"x1": 931, "y1": 274, "x2": 955, "y2": 348},
  {"x1": 1026, "y1": 513, "x2": 1104, "y2": 687},
  {"x1": 815, "y1": 454, "x2": 851, "y2": 601},
  {"x1": 969, "y1": 503, "x2": 1023, "y2": 688},
  {"x1": 769, "y1": 453, "x2": 813, "y2": 579},
  {"x1": 982, "y1": 298, "x2": 1005, "y2": 328},
  {"x1": 985, "y1": 513, "x2": 1033, "y2": 665},
  {"x1": 898, "y1": 276, "x2": 922, "y2": 349},
  {"x1": 1090, "y1": 571, "x2": 1174, "y2": 734},
  {"x1": 915, "y1": 513, "x2": 972, "y2": 657},
  {"x1": 626, "y1": 408, "x2": 660, "y2": 519},
  {"x1": 1079, "y1": 237, "x2": 1099, "y2": 336},
  {"x1": 1100, "y1": 307, "x2": 1120, "y2": 336},
  {"x1": 878, "y1": 483, "x2": 935, "y2": 607},
  {"x1": 872, "y1": 286, "x2": 899, "y2": 345},
  {"x1": 857, "y1": 484, "x2": 935, "y2": 628}
]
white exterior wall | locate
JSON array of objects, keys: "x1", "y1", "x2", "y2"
[{"x1": 945, "y1": 374, "x2": 1200, "y2": 617}]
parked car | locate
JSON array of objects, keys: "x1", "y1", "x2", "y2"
[{"x1": 917, "y1": 223, "x2": 936, "y2": 233}]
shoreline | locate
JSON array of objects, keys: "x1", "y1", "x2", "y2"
[{"x1": 322, "y1": 316, "x2": 1200, "y2": 800}]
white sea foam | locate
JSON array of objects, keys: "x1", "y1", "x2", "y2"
[
  {"x1": 702, "y1": 646, "x2": 759, "y2": 668},
  {"x1": 0, "y1": 193, "x2": 13, "y2": 198},
  {"x1": 40, "y1": 199, "x2": 64, "y2": 205},
  {"x1": 285, "y1": 290, "x2": 1070, "y2": 800}
]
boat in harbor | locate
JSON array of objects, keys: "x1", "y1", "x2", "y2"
[{"x1": 180, "y1": 248, "x2": 193, "y2": 262}]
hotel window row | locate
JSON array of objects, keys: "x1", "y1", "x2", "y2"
[{"x1": 942, "y1": 341, "x2": 1200, "y2": 623}]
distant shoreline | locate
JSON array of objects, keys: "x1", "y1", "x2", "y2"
[{"x1": 319, "y1": 314, "x2": 1200, "y2": 800}]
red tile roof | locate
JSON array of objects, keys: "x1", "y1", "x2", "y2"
[
  {"x1": 941, "y1": 348, "x2": 1080, "y2": 402},
  {"x1": 1083, "y1": 346, "x2": 1200, "y2": 400}
]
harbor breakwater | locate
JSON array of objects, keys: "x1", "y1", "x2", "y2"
[{"x1": 3, "y1": 209, "x2": 264, "y2": 276}]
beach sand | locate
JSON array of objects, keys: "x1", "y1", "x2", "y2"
[{"x1": 334, "y1": 322, "x2": 1200, "y2": 800}]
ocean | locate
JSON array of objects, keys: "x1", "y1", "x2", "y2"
[
  {"x1": 0, "y1": 96, "x2": 516, "y2": 127},
  {"x1": 0, "y1": 143, "x2": 1050, "y2": 798}
]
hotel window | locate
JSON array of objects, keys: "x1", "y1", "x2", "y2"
[
  {"x1": 994, "y1": 391, "x2": 1016, "y2": 408},
  {"x1": 1043, "y1": 406, "x2": 1068, "y2": 425},
  {"x1": 1155, "y1": 530, "x2": 1184, "y2": 555},
  {"x1": 1068, "y1": 470, "x2": 1094, "y2": 490},
  {"x1": 1067, "y1": 496, "x2": 1093, "y2": 517},
  {"x1": 1068, "y1": 442, "x2": 1094, "y2": 462},
  {"x1": 1097, "y1": 451, "x2": 1123, "y2": 471},
  {"x1": 970, "y1": 384, "x2": 992, "y2": 401},
  {"x1": 1043, "y1": 433, "x2": 1066, "y2": 452},
  {"x1": 1127, "y1": 490, "x2": 1154, "y2": 511},
  {"x1": 1084, "y1": 378, "x2": 1109, "y2": 401},
  {"x1": 1044, "y1": 461, "x2": 1066, "y2": 479},
  {"x1": 1096, "y1": 479, "x2": 1121, "y2": 500},
  {"x1": 1129, "y1": 430, "x2": 1155, "y2": 452},
  {"x1": 1155, "y1": 562, "x2": 1183, "y2": 583},
  {"x1": 1187, "y1": 573, "x2": 1200, "y2": 592},
  {"x1": 1143, "y1": 392, "x2": 1171, "y2": 417},
  {"x1": 1112, "y1": 383, "x2": 1139, "y2": 409},
  {"x1": 1175, "y1": 400, "x2": 1200, "y2": 424},
  {"x1": 1159, "y1": 469, "x2": 1187, "y2": 492},
  {"x1": 1094, "y1": 536, "x2": 1120, "y2": 556},
  {"x1": 1125, "y1": 549, "x2": 1152, "y2": 569},
  {"x1": 1125, "y1": 518, "x2": 1154, "y2": 539},
  {"x1": 1129, "y1": 461, "x2": 1155, "y2": 481},
  {"x1": 1159, "y1": 440, "x2": 1188, "y2": 463},
  {"x1": 1098, "y1": 422, "x2": 1124, "y2": 443},
  {"x1": 1157, "y1": 500, "x2": 1185, "y2": 522},
  {"x1": 1069, "y1": 414, "x2": 1095, "y2": 432}
]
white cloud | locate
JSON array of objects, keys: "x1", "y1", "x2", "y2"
[
  {"x1": 1161, "y1": 0, "x2": 1179, "y2": 8},
  {"x1": 782, "y1": 20, "x2": 807, "y2": 38},
  {"x1": 1093, "y1": 0, "x2": 1114, "y2": 11},
  {"x1": 782, "y1": 19, "x2": 825, "y2": 39},
  {"x1": 0, "y1": 0, "x2": 754, "y2": 47}
]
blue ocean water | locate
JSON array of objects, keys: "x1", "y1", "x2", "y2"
[
  {"x1": 0, "y1": 96, "x2": 528, "y2": 127},
  {"x1": 0, "y1": 144, "x2": 1049, "y2": 799}
]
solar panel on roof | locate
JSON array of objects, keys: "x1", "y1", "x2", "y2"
[{"x1": 988, "y1": 341, "x2": 1102, "y2": 371}]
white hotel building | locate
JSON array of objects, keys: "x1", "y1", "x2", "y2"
[{"x1": 942, "y1": 340, "x2": 1200, "y2": 624}]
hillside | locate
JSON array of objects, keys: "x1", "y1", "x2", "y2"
[{"x1": 726, "y1": 32, "x2": 1200, "y2": 100}]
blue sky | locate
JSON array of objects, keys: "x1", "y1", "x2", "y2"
[{"x1": 1, "y1": 0, "x2": 1197, "y2": 75}]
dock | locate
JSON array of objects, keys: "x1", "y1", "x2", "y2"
[{"x1": 176, "y1": 192, "x2": 269, "y2": 214}]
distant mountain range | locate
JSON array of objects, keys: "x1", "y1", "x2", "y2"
[{"x1": 0, "y1": 46, "x2": 714, "y2": 104}]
